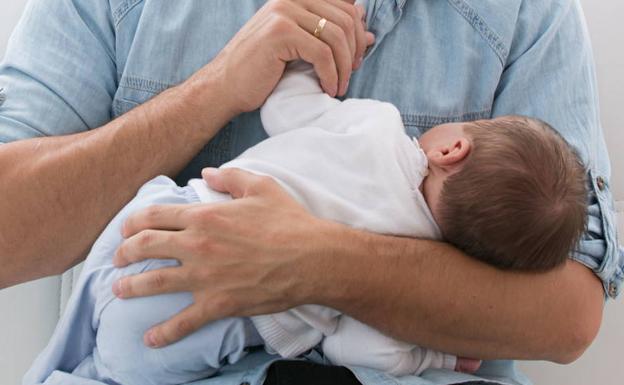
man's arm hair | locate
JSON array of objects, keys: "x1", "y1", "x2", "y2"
[
  {"x1": 305, "y1": 226, "x2": 603, "y2": 363},
  {"x1": 0, "y1": 74, "x2": 233, "y2": 288}
]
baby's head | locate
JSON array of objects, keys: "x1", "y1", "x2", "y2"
[{"x1": 420, "y1": 115, "x2": 587, "y2": 271}]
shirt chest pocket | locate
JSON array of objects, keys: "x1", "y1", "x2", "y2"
[{"x1": 351, "y1": 0, "x2": 504, "y2": 137}]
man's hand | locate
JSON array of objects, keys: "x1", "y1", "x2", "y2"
[
  {"x1": 112, "y1": 168, "x2": 331, "y2": 347},
  {"x1": 200, "y1": 0, "x2": 374, "y2": 116}
]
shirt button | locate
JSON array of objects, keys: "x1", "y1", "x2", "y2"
[
  {"x1": 609, "y1": 283, "x2": 617, "y2": 298},
  {"x1": 596, "y1": 176, "x2": 606, "y2": 191},
  {"x1": 240, "y1": 382, "x2": 251, "y2": 385}
]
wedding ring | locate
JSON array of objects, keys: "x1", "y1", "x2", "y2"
[{"x1": 314, "y1": 18, "x2": 327, "y2": 38}]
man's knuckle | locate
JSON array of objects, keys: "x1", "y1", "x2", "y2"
[
  {"x1": 116, "y1": 244, "x2": 127, "y2": 259},
  {"x1": 138, "y1": 231, "x2": 154, "y2": 247},
  {"x1": 145, "y1": 205, "x2": 162, "y2": 222},
  {"x1": 199, "y1": 208, "x2": 216, "y2": 222},
  {"x1": 184, "y1": 269, "x2": 198, "y2": 284},
  {"x1": 343, "y1": 3, "x2": 358, "y2": 19},
  {"x1": 175, "y1": 318, "x2": 195, "y2": 336},
  {"x1": 120, "y1": 279, "x2": 133, "y2": 296},
  {"x1": 213, "y1": 293, "x2": 234, "y2": 314},
  {"x1": 254, "y1": 176, "x2": 275, "y2": 192},
  {"x1": 341, "y1": 14, "x2": 355, "y2": 32},
  {"x1": 189, "y1": 238, "x2": 209, "y2": 254},
  {"x1": 322, "y1": 45, "x2": 334, "y2": 61},
  {"x1": 189, "y1": 268, "x2": 209, "y2": 284},
  {"x1": 267, "y1": 0, "x2": 287, "y2": 13},
  {"x1": 186, "y1": 207, "x2": 204, "y2": 223},
  {"x1": 325, "y1": 24, "x2": 341, "y2": 42},
  {"x1": 149, "y1": 271, "x2": 167, "y2": 290},
  {"x1": 219, "y1": 168, "x2": 236, "y2": 179},
  {"x1": 268, "y1": 14, "x2": 291, "y2": 35}
]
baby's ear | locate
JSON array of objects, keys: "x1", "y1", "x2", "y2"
[{"x1": 429, "y1": 138, "x2": 471, "y2": 168}]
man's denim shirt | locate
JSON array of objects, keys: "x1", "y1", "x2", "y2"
[{"x1": 1, "y1": 0, "x2": 622, "y2": 384}]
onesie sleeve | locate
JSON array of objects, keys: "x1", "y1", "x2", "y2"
[
  {"x1": 260, "y1": 61, "x2": 341, "y2": 137},
  {"x1": 490, "y1": 0, "x2": 622, "y2": 299},
  {"x1": 0, "y1": 0, "x2": 117, "y2": 144}
]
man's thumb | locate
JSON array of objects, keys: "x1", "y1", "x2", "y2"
[{"x1": 202, "y1": 167, "x2": 248, "y2": 199}]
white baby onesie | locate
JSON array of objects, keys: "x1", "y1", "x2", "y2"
[{"x1": 189, "y1": 61, "x2": 455, "y2": 376}]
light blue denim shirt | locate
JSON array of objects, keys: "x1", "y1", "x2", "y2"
[{"x1": 1, "y1": 0, "x2": 622, "y2": 384}]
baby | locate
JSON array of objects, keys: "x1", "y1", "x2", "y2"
[{"x1": 25, "y1": 61, "x2": 587, "y2": 385}]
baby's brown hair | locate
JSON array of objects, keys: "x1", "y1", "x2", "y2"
[{"x1": 438, "y1": 116, "x2": 587, "y2": 271}]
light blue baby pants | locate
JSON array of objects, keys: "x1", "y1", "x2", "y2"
[{"x1": 24, "y1": 176, "x2": 263, "y2": 385}]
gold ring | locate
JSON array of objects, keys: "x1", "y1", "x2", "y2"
[{"x1": 314, "y1": 18, "x2": 327, "y2": 38}]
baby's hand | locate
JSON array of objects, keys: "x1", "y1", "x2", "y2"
[{"x1": 455, "y1": 357, "x2": 482, "y2": 374}]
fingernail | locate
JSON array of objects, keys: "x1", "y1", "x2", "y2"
[
  {"x1": 144, "y1": 330, "x2": 158, "y2": 348},
  {"x1": 112, "y1": 280, "x2": 123, "y2": 298},
  {"x1": 330, "y1": 85, "x2": 338, "y2": 97},
  {"x1": 356, "y1": 57, "x2": 363, "y2": 68},
  {"x1": 345, "y1": 79, "x2": 350, "y2": 92}
]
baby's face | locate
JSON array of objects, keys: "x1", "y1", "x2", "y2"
[{"x1": 419, "y1": 122, "x2": 471, "y2": 223}]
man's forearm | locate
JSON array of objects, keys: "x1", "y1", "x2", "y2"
[
  {"x1": 306, "y1": 224, "x2": 604, "y2": 363},
  {"x1": 0, "y1": 66, "x2": 234, "y2": 288}
]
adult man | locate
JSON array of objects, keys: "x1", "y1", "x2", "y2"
[{"x1": 0, "y1": 0, "x2": 621, "y2": 384}]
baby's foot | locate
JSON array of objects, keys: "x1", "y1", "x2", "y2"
[{"x1": 455, "y1": 357, "x2": 482, "y2": 374}]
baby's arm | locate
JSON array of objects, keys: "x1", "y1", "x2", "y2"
[{"x1": 260, "y1": 61, "x2": 341, "y2": 137}]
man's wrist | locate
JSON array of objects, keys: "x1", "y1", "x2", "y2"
[
  {"x1": 296, "y1": 220, "x2": 376, "y2": 309},
  {"x1": 172, "y1": 61, "x2": 240, "y2": 139}
]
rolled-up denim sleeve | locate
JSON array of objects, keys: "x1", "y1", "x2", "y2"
[
  {"x1": 0, "y1": 0, "x2": 117, "y2": 144},
  {"x1": 491, "y1": 0, "x2": 623, "y2": 298}
]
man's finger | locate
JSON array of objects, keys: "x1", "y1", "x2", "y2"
[
  {"x1": 366, "y1": 31, "x2": 375, "y2": 46},
  {"x1": 290, "y1": 6, "x2": 352, "y2": 95},
  {"x1": 301, "y1": 0, "x2": 356, "y2": 60},
  {"x1": 203, "y1": 167, "x2": 269, "y2": 199},
  {"x1": 144, "y1": 303, "x2": 211, "y2": 348},
  {"x1": 316, "y1": 18, "x2": 353, "y2": 95},
  {"x1": 114, "y1": 229, "x2": 182, "y2": 267},
  {"x1": 122, "y1": 204, "x2": 191, "y2": 238},
  {"x1": 112, "y1": 267, "x2": 186, "y2": 299},
  {"x1": 327, "y1": 0, "x2": 366, "y2": 68},
  {"x1": 292, "y1": 30, "x2": 340, "y2": 95}
]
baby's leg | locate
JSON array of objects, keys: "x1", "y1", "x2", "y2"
[
  {"x1": 94, "y1": 269, "x2": 262, "y2": 385},
  {"x1": 87, "y1": 177, "x2": 262, "y2": 385}
]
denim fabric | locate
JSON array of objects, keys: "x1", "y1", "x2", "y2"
[{"x1": 1, "y1": 0, "x2": 621, "y2": 384}]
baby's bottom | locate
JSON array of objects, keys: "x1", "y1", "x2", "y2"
[
  {"x1": 95, "y1": 262, "x2": 263, "y2": 385},
  {"x1": 86, "y1": 177, "x2": 263, "y2": 385}
]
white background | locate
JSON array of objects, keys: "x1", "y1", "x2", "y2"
[{"x1": 0, "y1": 1, "x2": 622, "y2": 385}]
